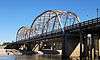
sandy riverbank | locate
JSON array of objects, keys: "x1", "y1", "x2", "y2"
[
  {"x1": 0, "y1": 46, "x2": 22, "y2": 56},
  {"x1": 0, "y1": 46, "x2": 7, "y2": 56},
  {"x1": 0, "y1": 49, "x2": 8, "y2": 56}
]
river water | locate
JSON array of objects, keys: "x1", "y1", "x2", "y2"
[{"x1": 0, "y1": 55, "x2": 61, "y2": 60}]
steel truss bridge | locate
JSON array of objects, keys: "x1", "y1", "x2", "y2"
[{"x1": 6, "y1": 10, "x2": 100, "y2": 60}]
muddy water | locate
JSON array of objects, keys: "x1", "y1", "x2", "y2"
[{"x1": 0, "y1": 55, "x2": 61, "y2": 60}]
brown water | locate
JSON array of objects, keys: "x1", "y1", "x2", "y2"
[{"x1": 0, "y1": 55, "x2": 62, "y2": 60}]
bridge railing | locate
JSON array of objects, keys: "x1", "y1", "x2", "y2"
[{"x1": 64, "y1": 17, "x2": 100, "y2": 31}]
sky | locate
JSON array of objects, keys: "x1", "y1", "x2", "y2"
[{"x1": 0, "y1": 0, "x2": 99, "y2": 43}]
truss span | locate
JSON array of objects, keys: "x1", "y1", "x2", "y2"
[
  {"x1": 30, "y1": 10, "x2": 80, "y2": 36},
  {"x1": 16, "y1": 26, "x2": 31, "y2": 41},
  {"x1": 16, "y1": 10, "x2": 80, "y2": 41}
]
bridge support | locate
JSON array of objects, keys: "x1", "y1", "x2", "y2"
[
  {"x1": 62, "y1": 30, "x2": 79, "y2": 60},
  {"x1": 80, "y1": 33, "x2": 89, "y2": 60},
  {"x1": 62, "y1": 31, "x2": 70, "y2": 60},
  {"x1": 62, "y1": 28, "x2": 100, "y2": 60},
  {"x1": 80, "y1": 29, "x2": 100, "y2": 60}
]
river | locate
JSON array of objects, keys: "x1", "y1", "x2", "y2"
[{"x1": 0, "y1": 55, "x2": 61, "y2": 60}]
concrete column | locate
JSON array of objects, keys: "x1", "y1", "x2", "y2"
[
  {"x1": 83, "y1": 34, "x2": 88, "y2": 60},
  {"x1": 80, "y1": 32, "x2": 83, "y2": 60},
  {"x1": 62, "y1": 31, "x2": 79, "y2": 60},
  {"x1": 62, "y1": 31, "x2": 70, "y2": 60}
]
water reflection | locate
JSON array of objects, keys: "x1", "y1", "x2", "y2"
[
  {"x1": 0, "y1": 56, "x2": 15, "y2": 60},
  {"x1": 0, "y1": 55, "x2": 61, "y2": 60},
  {"x1": 16, "y1": 55, "x2": 61, "y2": 60}
]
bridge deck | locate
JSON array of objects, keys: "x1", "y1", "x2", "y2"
[{"x1": 14, "y1": 17, "x2": 100, "y2": 44}]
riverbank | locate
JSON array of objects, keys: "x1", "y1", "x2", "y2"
[
  {"x1": 0, "y1": 46, "x2": 22, "y2": 56},
  {"x1": 0, "y1": 46, "x2": 8, "y2": 56},
  {"x1": 0, "y1": 49, "x2": 22, "y2": 56}
]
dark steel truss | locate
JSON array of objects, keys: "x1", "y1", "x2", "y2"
[
  {"x1": 16, "y1": 10, "x2": 80, "y2": 41},
  {"x1": 31, "y1": 10, "x2": 80, "y2": 36},
  {"x1": 16, "y1": 26, "x2": 31, "y2": 41}
]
